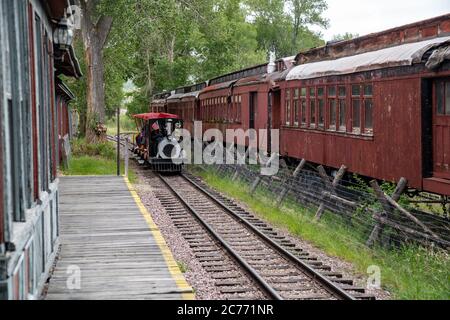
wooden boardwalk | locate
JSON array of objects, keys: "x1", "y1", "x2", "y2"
[{"x1": 45, "y1": 176, "x2": 194, "y2": 300}]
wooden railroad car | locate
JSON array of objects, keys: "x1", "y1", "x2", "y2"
[
  {"x1": 150, "y1": 92, "x2": 170, "y2": 113},
  {"x1": 281, "y1": 14, "x2": 450, "y2": 196}
]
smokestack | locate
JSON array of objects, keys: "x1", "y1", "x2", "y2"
[{"x1": 267, "y1": 51, "x2": 276, "y2": 74}]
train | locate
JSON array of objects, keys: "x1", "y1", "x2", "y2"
[{"x1": 148, "y1": 14, "x2": 450, "y2": 197}]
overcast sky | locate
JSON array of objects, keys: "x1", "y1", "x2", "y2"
[{"x1": 315, "y1": 0, "x2": 450, "y2": 41}]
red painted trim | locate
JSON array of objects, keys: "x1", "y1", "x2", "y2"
[{"x1": 28, "y1": 4, "x2": 39, "y2": 200}]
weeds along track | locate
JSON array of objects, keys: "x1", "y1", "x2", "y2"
[{"x1": 150, "y1": 171, "x2": 375, "y2": 300}]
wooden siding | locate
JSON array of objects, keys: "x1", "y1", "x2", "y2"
[
  {"x1": 0, "y1": 0, "x2": 75, "y2": 300},
  {"x1": 280, "y1": 76, "x2": 423, "y2": 188}
]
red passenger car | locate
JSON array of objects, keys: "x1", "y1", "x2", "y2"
[
  {"x1": 150, "y1": 92, "x2": 170, "y2": 113},
  {"x1": 280, "y1": 14, "x2": 450, "y2": 195},
  {"x1": 149, "y1": 14, "x2": 450, "y2": 197},
  {"x1": 198, "y1": 59, "x2": 293, "y2": 148}
]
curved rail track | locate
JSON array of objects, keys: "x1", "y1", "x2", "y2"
[{"x1": 151, "y1": 171, "x2": 375, "y2": 300}]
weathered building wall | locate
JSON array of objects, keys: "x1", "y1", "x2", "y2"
[{"x1": 0, "y1": 0, "x2": 74, "y2": 300}]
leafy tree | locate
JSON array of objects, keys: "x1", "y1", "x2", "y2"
[{"x1": 67, "y1": 0, "x2": 330, "y2": 134}]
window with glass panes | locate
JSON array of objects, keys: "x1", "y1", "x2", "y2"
[
  {"x1": 364, "y1": 84, "x2": 373, "y2": 134},
  {"x1": 293, "y1": 88, "x2": 299, "y2": 126},
  {"x1": 301, "y1": 88, "x2": 306, "y2": 126},
  {"x1": 285, "y1": 89, "x2": 291, "y2": 125},
  {"x1": 352, "y1": 85, "x2": 361, "y2": 133},
  {"x1": 309, "y1": 87, "x2": 316, "y2": 128},
  {"x1": 338, "y1": 86, "x2": 346, "y2": 131},
  {"x1": 318, "y1": 87, "x2": 325, "y2": 128},
  {"x1": 351, "y1": 83, "x2": 374, "y2": 134},
  {"x1": 436, "y1": 80, "x2": 450, "y2": 116},
  {"x1": 328, "y1": 86, "x2": 337, "y2": 130}
]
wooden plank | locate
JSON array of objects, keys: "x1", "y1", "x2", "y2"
[{"x1": 45, "y1": 176, "x2": 192, "y2": 300}]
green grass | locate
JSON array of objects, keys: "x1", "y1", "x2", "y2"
[
  {"x1": 193, "y1": 168, "x2": 450, "y2": 300},
  {"x1": 106, "y1": 115, "x2": 137, "y2": 136},
  {"x1": 62, "y1": 138, "x2": 137, "y2": 183},
  {"x1": 177, "y1": 261, "x2": 189, "y2": 273}
]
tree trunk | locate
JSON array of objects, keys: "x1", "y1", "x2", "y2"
[{"x1": 81, "y1": 1, "x2": 113, "y2": 143}]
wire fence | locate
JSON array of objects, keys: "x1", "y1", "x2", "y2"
[{"x1": 199, "y1": 162, "x2": 450, "y2": 251}]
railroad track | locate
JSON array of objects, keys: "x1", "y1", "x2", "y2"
[{"x1": 150, "y1": 171, "x2": 375, "y2": 300}]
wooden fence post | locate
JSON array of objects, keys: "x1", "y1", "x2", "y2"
[
  {"x1": 276, "y1": 159, "x2": 306, "y2": 207},
  {"x1": 368, "y1": 179, "x2": 441, "y2": 247},
  {"x1": 314, "y1": 165, "x2": 347, "y2": 221},
  {"x1": 366, "y1": 178, "x2": 407, "y2": 247},
  {"x1": 250, "y1": 153, "x2": 277, "y2": 195}
]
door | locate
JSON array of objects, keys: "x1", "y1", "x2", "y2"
[
  {"x1": 249, "y1": 92, "x2": 257, "y2": 129},
  {"x1": 433, "y1": 79, "x2": 450, "y2": 179},
  {"x1": 271, "y1": 90, "x2": 281, "y2": 130}
]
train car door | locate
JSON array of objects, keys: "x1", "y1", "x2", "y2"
[
  {"x1": 271, "y1": 90, "x2": 281, "y2": 130},
  {"x1": 433, "y1": 79, "x2": 450, "y2": 179},
  {"x1": 249, "y1": 92, "x2": 257, "y2": 129}
]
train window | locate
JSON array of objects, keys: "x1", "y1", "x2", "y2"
[
  {"x1": 285, "y1": 90, "x2": 291, "y2": 125},
  {"x1": 436, "y1": 81, "x2": 450, "y2": 115},
  {"x1": 328, "y1": 86, "x2": 336, "y2": 97},
  {"x1": 238, "y1": 95, "x2": 242, "y2": 122},
  {"x1": 339, "y1": 86, "x2": 346, "y2": 98},
  {"x1": 339, "y1": 103, "x2": 346, "y2": 131},
  {"x1": 447, "y1": 82, "x2": 450, "y2": 115},
  {"x1": 318, "y1": 87, "x2": 325, "y2": 97},
  {"x1": 309, "y1": 87, "x2": 316, "y2": 128},
  {"x1": 293, "y1": 89, "x2": 299, "y2": 126},
  {"x1": 437, "y1": 82, "x2": 443, "y2": 115},
  {"x1": 301, "y1": 99, "x2": 307, "y2": 126},
  {"x1": 352, "y1": 99, "x2": 361, "y2": 132},
  {"x1": 365, "y1": 99, "x2": 373, "y2": 132},
  {"x1": 364, "y1": 84, "x2": 373, "y2": 96},
  {"x1": 318, "y1": 87, "x2": 324, "y2": 128},
  {"x1": 364, "y1": 84, "x2": 374, "y2": 134},
  {"x1": 318, "y1": 99, "x2": 325, "y2": 128},
  {"x1": 352, "y1": 85, "x2": 361, "y2": 133},
  {"x1": 352, "y1": 85, "x2": 361, "y2": 96},
  {"x1": 301, "y1": 88, "x2": 307, "y2": 97},
  {"x1": 329, "y1": 99, "x2": 337, "y2": 130}
]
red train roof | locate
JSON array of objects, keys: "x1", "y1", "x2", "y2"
[{"x1": 133, "y1": 112, "x2": 180, "y2": 120}]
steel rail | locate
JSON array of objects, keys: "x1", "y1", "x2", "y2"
[
  {"x1": 181, "y1": 172, "x2": 356, "y2": 300},
  {"x1": 158, "y1": 174, "x2": 283, "y2": 300}
]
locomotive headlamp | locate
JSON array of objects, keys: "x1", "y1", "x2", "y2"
[{"x1": 54, "y1": 18, "x2": 74, "y2": 50}]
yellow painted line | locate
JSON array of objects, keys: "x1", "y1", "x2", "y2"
[{"x1": 124, "y1": 177, "x2": 195, "y2": 300}]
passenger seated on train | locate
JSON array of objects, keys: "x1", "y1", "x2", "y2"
[
  {"x1": 150, "y1": 122, "x2": 164, "y2": 157},
  {"x1": 136, "y1": 128, "x2": 144, "y2": 146}
]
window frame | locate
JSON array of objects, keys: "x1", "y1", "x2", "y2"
[
  {"x1": 293, "y1": 88, "x2": 299, "y2": 126},
  {"x1": 309, "y1": 87, "x2": 316, "y2": 128},
  {"x1": 363, "y1": 84, "x2": 374, "y2": 135},
  {"x1": 285, "y1": 89, "x2": 291, "y2": 126}
]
